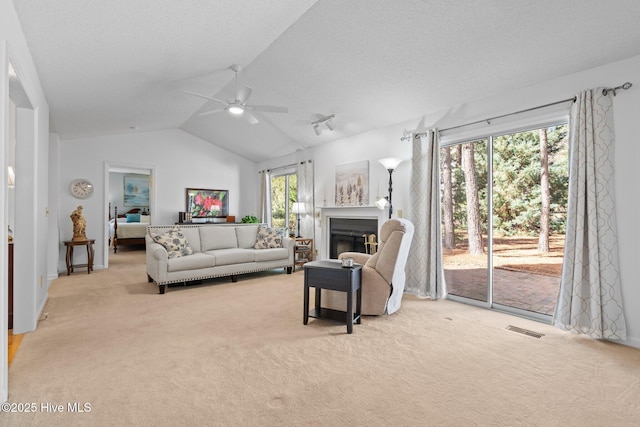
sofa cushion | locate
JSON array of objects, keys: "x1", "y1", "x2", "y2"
[
  {"x1": 167, "y1": 253, "x2": 216, "y2": 272},
  {"x1": 253, "y1": 225, "x2": 284, "y2": 249},
  {"x1": 200, "y1": 226, "x2": 238, "y2": 251},
  {"x1": 150, "y1": 227, "x2": 194, "y2": 259},
  {"x1": 236, "y1": 225, "x2": 259, "y2": 249},
  {"x1": 204, "y1": 248, "x2": 254, "y2": 266},
  {"x1": 178, "y1": 227, "x2": 201, "y2": 252},
  {"x1": 252, "y1": 247, "x2": 289, "y2": 262}
]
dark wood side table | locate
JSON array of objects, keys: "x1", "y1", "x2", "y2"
[
  {"x1": 303, "y1": 260, "x2": 362, "y2": 334},
  {"x1": 64, "y1": 239, "x2": 95, "y2": 275}
]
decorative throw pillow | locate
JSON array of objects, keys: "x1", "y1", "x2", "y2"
[
  {"x1": 253, "y1": 225, "x2": 284, "y2": 249},
  {"x1": 150, "y1": 226, "x2": 194, "y2": 258},
  {"x1": 126, "y1": 213, "x2": 141, "y2": 223}
]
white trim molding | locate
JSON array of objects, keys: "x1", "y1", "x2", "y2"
[{"x1": 319, "y1": 206, "x2": 387, "y2": 259}]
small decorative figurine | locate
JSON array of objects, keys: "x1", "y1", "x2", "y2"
[{"x1": 70, "y1": 205, "x2": 87, "y2": 241}]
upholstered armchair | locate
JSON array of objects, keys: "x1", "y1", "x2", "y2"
[{"x1": 324, "y1": 218, "x2": 415, "y2": 315}]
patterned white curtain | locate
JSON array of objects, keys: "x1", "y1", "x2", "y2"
[
  {"x1": 553, "y1": 88, "x2": 627, "y2": 340},
  {"x1": 296, "y1": 160, "x2": 314, "y2": 239},
  {"x1": 258, "y1": 170, "x2": 272, "y2": 226},
  {"x1": 405, "y1": 130, "x2": 446, "y2": 298}
]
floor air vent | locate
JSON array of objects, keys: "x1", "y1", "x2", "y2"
[{"x1": 506, "y1": 325, "x2": 544, "y2": 338}]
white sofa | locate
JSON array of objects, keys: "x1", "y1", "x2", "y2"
[{"x1": 145, "y1": 224, "x2": 294, "y2": 294}]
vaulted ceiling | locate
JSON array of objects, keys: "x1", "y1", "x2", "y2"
[{"x1": 13, "y1": 0, "x2": 640, "y2": 162}]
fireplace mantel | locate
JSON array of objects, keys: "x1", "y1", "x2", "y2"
[{"x1": 319, "y1": 206, "x2": 387, "y2": 259}]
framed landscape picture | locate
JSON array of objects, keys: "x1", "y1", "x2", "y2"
[
  {"x1": 186, "y1": 188, "x2": 229, "y2": 218},
  {"x1": 335, "y1": 160, "x2": 369, "y2": 206},
  {"x1": 124, "y1": 175, "x2": 150, "y2": 207}
]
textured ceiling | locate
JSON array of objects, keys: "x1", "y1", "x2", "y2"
[{"x1": 13, "y1": 0, "x2": 640, "y2": 162}]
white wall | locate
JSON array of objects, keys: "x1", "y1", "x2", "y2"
[
  {"x1": 57, "y1": 128, "x2": 258, "y2": 272},
  {"x1": 47, "y1": 132, "x2": 59, "y2": 283},
  {"x1": 1, "y1": 0, "x2": 52, "y2": 402},
  {"x1": 259, "y1": 54, "x2": 640, "y2": 348}
]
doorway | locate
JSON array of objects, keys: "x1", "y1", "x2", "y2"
[
  {"x1": 441, "y1": 124, "x2": 569, "y2": 320},
  {"x1": 103, "y1": 163, "x2": 154, "y2": 269}
]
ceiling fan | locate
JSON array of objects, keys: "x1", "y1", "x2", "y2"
[{"x1": 184, "y1": 64, "x2": 288, "y2": 125}]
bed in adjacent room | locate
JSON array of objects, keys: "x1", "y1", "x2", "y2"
[{"x1": 109, "y1": 206, "x2": 150, "y2": 253}]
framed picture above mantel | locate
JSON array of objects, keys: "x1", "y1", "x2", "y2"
[{"x1": 186, "y1": 188, "x2": 229, "y2": 219}]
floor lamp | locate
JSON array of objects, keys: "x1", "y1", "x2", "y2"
[
  {"x1": 292, "y1": 202, "x2": 305, "y2": 238},
  {"x1": 376, "y1": 158, "x2": 402, "y2": 219}
]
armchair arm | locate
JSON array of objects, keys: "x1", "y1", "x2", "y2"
[{"x1": 338, "y1": 251, "x2": 371, "y2": 265}]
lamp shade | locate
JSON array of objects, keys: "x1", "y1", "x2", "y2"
[
  {"x1": 375, "y1": 197, "x2": 388, "y2": 210},
  {"x1": 292, "y1": 202, "x2": 305, "y2": 214},
  {"x1": 378, "y1": 157, "x2": 403, "y2": 171}
]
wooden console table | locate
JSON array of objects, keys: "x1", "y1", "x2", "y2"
[{"x1": 64, "y1": 239, "x2": 95, "y2": 275}]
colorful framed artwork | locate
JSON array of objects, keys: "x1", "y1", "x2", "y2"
[
  {"x1": 186, "y1": 188, "x2": 229, "y2": 218},
  {"x1": 124, "y1": 175, "x2": 150, "y2": 207}
]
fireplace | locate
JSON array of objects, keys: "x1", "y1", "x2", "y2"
[
  {"x1": 319, "y1": 206, "x2": 388, "y2": 259},
  {"x1": 329, "y1": 218, "x2": 378, "y2": 259}
]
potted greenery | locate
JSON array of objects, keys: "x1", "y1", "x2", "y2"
[{"x1": 241, "y1": 215, "x2": 259, "y2": 223}]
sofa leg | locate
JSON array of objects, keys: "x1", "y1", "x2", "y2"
[
  {"x1": 158, "y1": 285, "x2": 166, "y2": 295},
  {"x1": 231, "y1": 275, "x2": 238, "y2": 283},
  {"x1": 147, "y1": 274, "x2": 153, "y2": 283},
  {"x1": 286, "y1": 266, "x2": 293, "y2": 274}
]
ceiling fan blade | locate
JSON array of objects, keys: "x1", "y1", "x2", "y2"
[
  {"x1": 184, "y1": 90, "x2": 228, "y2": 106},
  {"x1": 236, "y1": 85, "x2": 253, "y2": 104},
  {"x1": 248, "y1": 105, "x2": 289, "y2": 113},
  {"x1": 243, "y1": 111, "x2": 260, "y2": 125},
  {"x1": 198, "y1": 108, "x2": 225, "y2": 117}
]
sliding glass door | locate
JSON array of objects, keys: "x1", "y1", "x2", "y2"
[
  {"x1": 441, "y1": 139, "x2": 489, "y2": 303},
  {"x1": 441, "y1": 125, "x2": 568, "y2": 318}
]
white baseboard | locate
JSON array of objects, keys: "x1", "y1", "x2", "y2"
[{"x1": 611, "y1": 336, "x2": 640, "y2": 349}]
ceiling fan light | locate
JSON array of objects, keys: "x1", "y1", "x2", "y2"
[
  {"x1": 313, "y1": 123, "x2": 321, "y2": 136},
  {"x1": 228, "y1": 105, "x2": 244, "y2": 115}
]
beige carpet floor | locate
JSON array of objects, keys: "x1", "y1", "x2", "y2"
[{"x1": 2, "y1": 248, "x2": 640, "y2": 426}]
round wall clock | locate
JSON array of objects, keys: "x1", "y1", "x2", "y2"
[{"x1": 69, "y1": 178, "x2": 94, "y2": 199}]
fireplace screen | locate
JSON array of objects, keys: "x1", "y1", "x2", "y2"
[{"x1": 329, "y1": 218, "x2": 378, "y2": 259}]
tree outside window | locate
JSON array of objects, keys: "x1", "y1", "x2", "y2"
[{"x1": 271, "y1": 173, "x2": 298, "y2": 234}]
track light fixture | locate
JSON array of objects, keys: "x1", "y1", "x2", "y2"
[
  {"x1": 311, "y1": 114, "x2": 335, "y2": 135},
  {"x1": 325, "y1": 118, "x2": 334, "y2": 131}
]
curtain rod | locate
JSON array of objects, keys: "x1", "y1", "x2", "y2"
[
  {"x1": 259, "y1": 159, "x2": 312, "y2": 173},
  {"x1": 402, "y1": 81, "x2": 633, "y2": 140},
  {"x1": 437, "y1": 97, "x2": 576, "y2": 134}
]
